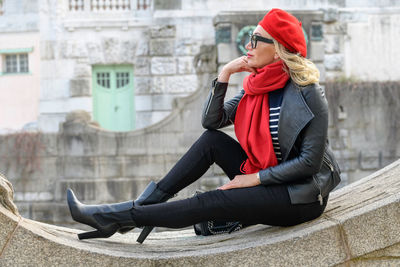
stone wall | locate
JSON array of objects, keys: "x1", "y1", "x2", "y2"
[
  {"x1": 326, "y1": 81, "x2": 400, "y2": 184},
  {"x1": 0, "y1": 0, "x2": 39, "y2": 32}
]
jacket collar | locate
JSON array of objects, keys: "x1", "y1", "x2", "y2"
[{"x1": 278, "y1": 80, "x2": 314, "y2": 161}]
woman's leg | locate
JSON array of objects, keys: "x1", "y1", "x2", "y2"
[
  {"x1": 157, "y1": 129, "x2": 247, "y2": 195},
  {"x1": 131, "y1": 185, "x2": 328, "y2": 229}
]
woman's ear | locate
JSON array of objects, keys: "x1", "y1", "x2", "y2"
[{"x1": 274, "y1": 53, "x2": 280, "y2": 60}]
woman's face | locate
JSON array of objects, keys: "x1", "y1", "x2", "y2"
[{"x1": 245, "y1": 25, "x2": 280, "y2": 69}]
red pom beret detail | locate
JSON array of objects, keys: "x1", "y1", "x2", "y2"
[{"x1": 259, "y1": 8, "x2": 307, "y2": 57}]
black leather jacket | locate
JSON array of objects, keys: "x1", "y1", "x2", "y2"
[{"x1": 202, "y1": 78, "x2": 341, "y2": 204}]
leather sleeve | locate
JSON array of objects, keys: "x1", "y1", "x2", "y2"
[
  {"x1": 259, "y1": 85, "x2": 329, "y2": 185},
  {"x1": 201, "y1": 78, "x2": 244, "y2": 130}
]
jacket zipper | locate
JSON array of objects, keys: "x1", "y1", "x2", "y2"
[
  {"x1": 204, "y1": 87, "x2": 215, "y2": 116},
  {"x1": 312, "y1": 175, "x2": 323, "y2": 206},
  {"x1": 313, "y1": 154, "x2": 334, "y2": 206},
  {"x1": 323, "y1": 154, "x2": 334, "y2": 172}
]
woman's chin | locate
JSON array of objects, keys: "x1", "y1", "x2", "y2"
[
  {"x1": 247, "y1": 61, "x2": 259, "y2": 69},
  {"x1": 248, "y1": 60, "x2": 265, "y2": 69}
]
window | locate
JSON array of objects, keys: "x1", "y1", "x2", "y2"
[
  {"x1": 96, "y1": 72, "x2": 110, "y2": 88},
  {"x1": 116, "y1": 72, "x2": 129, "y2": 88},
  {"x1": 3, "y1": 53, "x2": 29, "y2": 74}
]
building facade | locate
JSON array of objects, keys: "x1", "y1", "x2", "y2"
[{"x1": 1, "y1": 0, "x2": 400, "y2": 133}]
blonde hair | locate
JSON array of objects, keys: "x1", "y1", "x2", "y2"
[{"x1": 273, "y1": 40, "x2": 320, "y2": 86}]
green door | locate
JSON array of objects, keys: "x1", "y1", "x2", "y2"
[{"x1": 92, "y1": 65, "x2": 135, "y2": 131}]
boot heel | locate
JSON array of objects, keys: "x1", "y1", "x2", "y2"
[
  {"x1": 118, "y1": 226, "x2": 135, "y2": 234},
  {"x1": 137, "y1": 226, "x2": 153, "y2": 243},
  {"x1": 78, "y1": 230, "x2": 105, "y2": 240}
]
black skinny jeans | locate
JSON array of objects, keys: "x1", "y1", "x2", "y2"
[{"x1": 131, "y1": 130, "x2": 328, "y2": 228}]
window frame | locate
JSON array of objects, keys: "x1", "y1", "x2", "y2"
[
  {"x1": 0, "y1": 49, "x2": 32, "y2": 75},
  {"x1": 4, "y1": 53, "x2": 30, "y2": 74}
]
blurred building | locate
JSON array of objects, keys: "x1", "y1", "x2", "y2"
[{"x1": 1, "y1": 0, "x2": 400, "y2": 133}]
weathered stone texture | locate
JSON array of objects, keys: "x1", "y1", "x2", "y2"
[
  {"x1": 316, "y1": 63, "x2": 326, "y2": 82},
  {"x1": 41, "y1": 79, "x2": 70, "y2": 99},
  {"x1": 177, "y1": 56, "x2": 195, "y2": 74},
  {"x1": 40, "y1": 40, "x2": 56, "y2": 60},
  {"x1": 135, "y1": 40, "x2": 149, "y2": 56},
  {"x1": 323, "y1": 7, "x2": 339, "y2": 23},
  {"x1": 152, "y1": 94, "x2": 185, "y2": 111},
  {"x1": 134, "y1": 57, "x2": 151, "y2": 76},
  {"x1": 152, "y1": 75, "x2": 198, "y2": 93},
  {"x1": 325, "y1": 34, "x2": 341, "y2": 53},
  {"x1": 194, "y1": 45, "x2": 217, "y2": 74},
  {"x1": 149, "y1": 39, "x2": 175, "y2": 56},
  {"x1": 325, "y1": 53, "x2": 344, "y2": 71},
  {"x1": 175, "y1": 40, "x2": 201, "y2": 56},
  {"x1": 86, "y1": 42, "x2": 104, "y2": 64},
  {"x1": 154, "y1": 0, "x2": 182, "y2": 10},
  {"x1": 151, "y1": 57, "x2": 177, "y2": 75},
  {"x1": 40, "y1": 60, "x2": 75, "y2": 79},
  {"x1": 135, "y1": 95, "x2": 152, "y2": 111},
  {"x1": 69, "y1": 79, "x2": 91, "y2": 97},
  {"x1": 150, "y1": 25, "x2": 176, "y2": 38},
  {"x1": 135, "y1": 111, "x2": 153, "y2": 129},
  {"x1": 135, "y1": 76, "x2": 152, "y2": 94},
  {"x1": 60, "y1": 41, "x2": 88, "y2": 59},
  {"x1": 0, "y1": 206, "x2": 19, "y2": 254},
  {"x1": 217, "y1": 43, "x2": 234, "y2": 64},
  {"x1": 310, "y1": 41, "x2": 325, "y2": 61},
  {"x1": 119, "y1": 40, "x2": 136, "y2": 63},
  {"x1": 102, "y1": 38, "x2": 120, "y2": 63},
  {"x1": 0, "y1": 174, "x2": 19, "y2": 216},
  {"x1": 2, "y1": 159, "x2": 400, "y2": 265}
]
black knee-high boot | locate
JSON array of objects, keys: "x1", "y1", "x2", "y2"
[
  {"x1": 67, "y1": 181, "x2": 173, "y2": 240},
  {"x1": 67, "y1": 189, "x2": 137, "y2": 239}
]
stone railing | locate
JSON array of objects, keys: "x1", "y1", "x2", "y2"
[
  {"x1": 1, "y1": 159, "x2": 400, "y2": 265},
  {"x1": 64, "y1": 0, "x2": 152, "y2": 31},
  {"x1": 68, "y1": 0, "x2": 151, "y2": 12}
]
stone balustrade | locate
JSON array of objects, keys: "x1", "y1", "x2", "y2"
[
  {"x1": 1, "y1": 158, "x2": 400, "y2": 266},
  {"x1": 68, "y1": 0, "x2": 150, "y2": 12}
]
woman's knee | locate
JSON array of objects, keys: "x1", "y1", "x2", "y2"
[{"x1": 199, "y1": 130, "x2": 230, "y2": 146}]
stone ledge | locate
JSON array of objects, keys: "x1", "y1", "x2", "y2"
[{"x1": 1, "y1": 159, "x2": 400, "y2": 266}]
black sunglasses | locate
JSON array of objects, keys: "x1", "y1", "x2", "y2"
[{"x1": 250, "y1": 34, "x2": 274, "y2": 49}]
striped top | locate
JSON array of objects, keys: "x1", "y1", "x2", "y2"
[{"x1": 269, "y1": 89, "x2": 284, "y2": 163}]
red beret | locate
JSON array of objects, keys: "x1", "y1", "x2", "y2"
[{"x1": 259, "y1": 8, "x2": 307, "y2": 57}]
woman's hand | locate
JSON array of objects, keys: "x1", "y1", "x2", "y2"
[
  {"x1": 218, "y1": 56, "x2": 258, "y2": 83},
  {"x1": 217, "y1": 173, "x2": 261, "y2": 190}
]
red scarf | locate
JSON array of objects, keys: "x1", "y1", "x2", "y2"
[{"x1": 234, "y1": 60, "x2": 290, "y2": 174}]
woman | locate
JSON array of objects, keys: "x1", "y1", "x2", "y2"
[{"x1": 67, "y1": 8, "x2": 341, "y2": 243}]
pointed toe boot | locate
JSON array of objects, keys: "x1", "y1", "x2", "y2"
[{"x1": 67, "y1": 188, "x2": 136, "y2": 240}]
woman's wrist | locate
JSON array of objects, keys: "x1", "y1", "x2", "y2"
[{"x1": 217, "y1": 68, "x2": 231, "y2": 83}]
